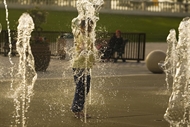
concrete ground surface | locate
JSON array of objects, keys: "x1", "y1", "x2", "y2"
[
  {"x1": 0, "y1": 75, "x2": 170, "y2": 127},
  {"x1": 0, "y1": 43, "x2": 172, "y2": 127}
]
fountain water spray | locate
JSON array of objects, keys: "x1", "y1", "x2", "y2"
[
  {"x1": 163, "y1": 17, "x2": 190, "y2": 127},
  {"x1": 3, "y1": 0, "x2": 16, "y2": 95},
  {"x1": 71, "y1": 0, "x2": 104, "y2": 122},
  {"x1": 3, "y1": 0, "x2": 13, "y2": 65},
  {"x1": 0, "y1": 23, "x2": 2, "y2": 33},
  {"x1": 160, "y1": 29, "x2": 177, "y2": 90},
  {"x1": 12, "y1": 13, "x2": 37, "y2": 127}
]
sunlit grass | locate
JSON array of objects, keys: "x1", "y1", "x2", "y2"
[{"x1": 0, "y1": 8, "x2": 182, "y2": 42}]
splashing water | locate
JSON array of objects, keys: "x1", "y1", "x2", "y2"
[
  {"x1": 3, "y1": 0, "x2": 13, "y2": 65},
  {"x1": 3, "y1": 0, "x2": 16, "y2": 95},
  {"x1": 71, "y1": 0, "x2": 104, "y2": 123},
  {"x1": 11, "y1": 13, "x2": 37, "y2": 127},
  {"x1": 163, "y1": 17, "x2": 190, "y2": 127},
  {"x1": 71, "y1": 0, "x2": 104, "y2": 39},
  {"x1": 160, "y1": 29, "x2": 177, "y2": 90},
  {"x1": 0, "y1": 23, "x2": 2, "y2": 33}
]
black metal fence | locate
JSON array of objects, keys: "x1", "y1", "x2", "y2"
[
  {"x1": 122, "y1": 33, "x2": 146, "y2": 62},
  {"x1": 96, "y1": 32, "x2": 146, "y2": 62},
  {"x1": 0, "y1": 30, "x2": 146, "y2": 62},
  {"x1": 0, "y1": 30, "x2": 66, "y2": 56}
]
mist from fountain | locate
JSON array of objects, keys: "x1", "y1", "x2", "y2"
[
  {"x1": 10, "y1": 13, "x2": 37, "y2": 127},
  {"x1": 163, "y1": 17, "x2": 190, "y2": 127},
  {"x1": 160, "y1": 29, "x2": 177, "y2": 90},
  {"x1": 71, "y1": 0, "x2": 104, "y2": 122},
  {"x1": 3, "y1": 0, "x2": 13, "y2": 65},
  {"x1": 0, "y1": 23, "x2": 2, "y2": 33},
  {"x1": 1, "y1": 0, "x2": 122, "y2": 126}
]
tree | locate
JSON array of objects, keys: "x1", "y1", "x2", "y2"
[{"x1": 28, "y1": 7, "x2": 48, "y2": 31}]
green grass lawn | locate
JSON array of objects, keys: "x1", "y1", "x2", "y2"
[{"x1": 0, "y1": 8, "x2": 183, "y2": 42}]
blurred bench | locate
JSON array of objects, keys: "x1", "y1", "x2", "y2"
[{"x1": 96, "y1": 33, "x2": 146, "y2": 63}]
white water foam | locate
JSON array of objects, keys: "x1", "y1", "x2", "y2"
[
  {"x1": 11, "y1": 13, "x2": 37, "y2": 127},
  {"x1": 163, "y1": 17, "x2": 190, "y2": 127}
]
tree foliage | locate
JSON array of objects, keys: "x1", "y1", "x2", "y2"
[{"x1": 28, "y1": 7, "x2": 48, "y2": 31}]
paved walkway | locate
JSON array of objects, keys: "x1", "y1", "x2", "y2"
[{"x1": 0, "y1": 43, "x2": 171, "y2": 127}]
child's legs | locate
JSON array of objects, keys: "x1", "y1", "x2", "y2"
[{"x1": 71, "y1": 69, "x2": 91, "y2": 112}]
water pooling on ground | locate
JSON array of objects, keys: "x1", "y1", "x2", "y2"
[{"x1": 162, "y1": 17, "x2": 190, "y2": 127}]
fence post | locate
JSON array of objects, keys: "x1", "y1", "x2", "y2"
[
  {"x1": 142, "y1": 1, "x2": 145, "y2": 11},
  {"x1": 137, "y1": 34, "x2": 141, "y2": 63},
  {"x1": 104, "y1": 0, "x2": 111, "y2": 9},
  {"x1": 185, "y1": 3, "x2": 188, "y2": 13}
]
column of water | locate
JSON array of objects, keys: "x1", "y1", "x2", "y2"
[
  {"x1": 13, "y1": 13, "x2": 37, "y2": 127},
  {"x1": 163, "y1": 17, "x2": 190, "y2": 127},
  {"x1": 161, "y1": 29, "x2": 177, "y2": 90},
  {"x1": 3, "y1": 0, "x2": 13, "y2": 64},
  {"x1": 0, "y1": 23, "x2": 2, "y2": 33},
  {"x1": 71, "y1": 0, "x2": 104, "y2": 123}
]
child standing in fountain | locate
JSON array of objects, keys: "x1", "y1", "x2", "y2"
[{"x1": 71, "y1": 19, "x2": 95, "y2": 119}]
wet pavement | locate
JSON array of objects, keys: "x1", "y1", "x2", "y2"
[
  {"x1": 0, "y1": 43, "x2": 171, "y2": 127},
  {"x1": 0, "y1": 74, "x2": 170, "y2": 127}
]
